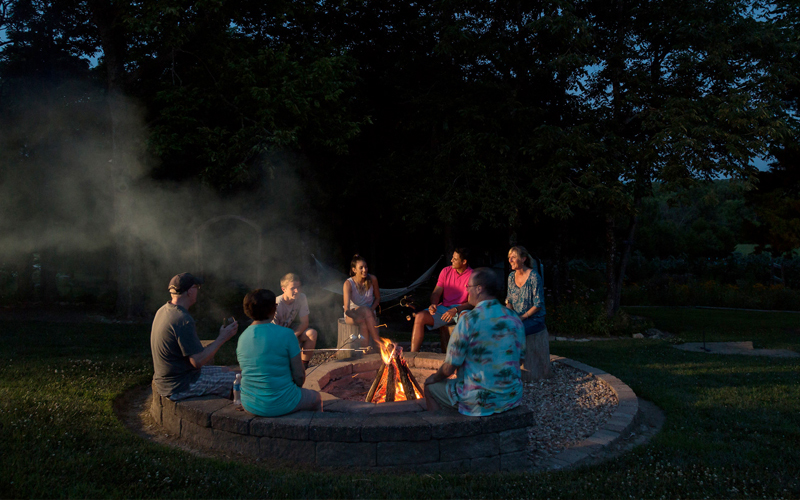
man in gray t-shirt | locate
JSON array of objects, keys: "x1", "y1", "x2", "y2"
[
  {"x1": 272, "y1": 273, "x2": 318, "y2": 369},
  {"x1": 151, "y1": 273, "x2": 239, "y2": 399}
]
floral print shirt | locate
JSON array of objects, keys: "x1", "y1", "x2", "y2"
[
  {"x1": 506, "y1": 270, "x2": 546, "y2": 319},
  {"x1": 444, "y1": 299, "x2": 526, "y2": 416}
]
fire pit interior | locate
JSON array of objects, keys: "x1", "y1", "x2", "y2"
[{"x1": 322, "y1": 338, "x2": 430, "y2": 403}]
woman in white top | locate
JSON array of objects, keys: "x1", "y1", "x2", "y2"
[{"x1": 343, "y1": 254, "x2": 381, "y2": 346}]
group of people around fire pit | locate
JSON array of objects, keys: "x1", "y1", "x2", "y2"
[{"x1": 151, "y1": 245, "x2": 547, "y2": 418}]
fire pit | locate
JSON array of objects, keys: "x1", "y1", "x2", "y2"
[
  {"x1": 150, "y1": 350, "x2": 534, "y2": 472},
  {"x1": 148, "y1": 350, "x2": 641, "y2": 472},
  {"x1": 324, "y1": 338, "x2": 425, "y2": 404}
]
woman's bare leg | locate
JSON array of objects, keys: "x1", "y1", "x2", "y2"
[
  {"x1": 344, "y1": 313, "x2": 371, "y2": 349},
  {"x1": 345, "y1": 308, "x2": 381, "y2": 347},
  {"x1": 362, "y1": 311, "x2": 381, "y2": 345}
]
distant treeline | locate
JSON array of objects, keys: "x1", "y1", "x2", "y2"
[{"x1": 1, "y1": 1, "x2": 798, "y2": 317}]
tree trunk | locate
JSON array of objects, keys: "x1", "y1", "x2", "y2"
[
  {"x1": 604, "y1": 215, "x2": 617, "y2": 318},
  {"x1": 605, "y1": 212, "x2": 639, "y2": 318},
  {"x1": 604, "y1": 206, "x2": 640, "y2": 317},
  {"x1": 522, "y1": 328, "x2": 552, "y2": 381},
  {"x1": 613, "y1": 214, "x2": 638, "y2": 312}
]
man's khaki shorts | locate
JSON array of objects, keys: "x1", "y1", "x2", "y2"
[{"x1": 425, "y1": 379, "x2": 457, "y2": 410}]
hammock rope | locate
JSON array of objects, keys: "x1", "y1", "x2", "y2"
[{"x1": 312, "y1": 255, "x2": 442, "y2": 303}]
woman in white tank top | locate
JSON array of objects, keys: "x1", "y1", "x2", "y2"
[{"x1": 343, "y1": 254, "x2": 381, "y2": 347}]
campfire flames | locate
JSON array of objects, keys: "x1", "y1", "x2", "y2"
[{"x1": 365, "y1": 338, "x2": 423, "y2": 403}]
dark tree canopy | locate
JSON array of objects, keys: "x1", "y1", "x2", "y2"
[{"x1": 1, "y1": 0, "x2": 798, "y2": 315}]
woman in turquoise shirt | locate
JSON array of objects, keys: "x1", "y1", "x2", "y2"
[{"x1": 237, "y1": 289, "x2": 322, "y2": 416}]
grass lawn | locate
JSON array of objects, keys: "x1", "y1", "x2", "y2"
[
  {"x1": 625, "y1": 307, "x2": 800, "y2": 350},
  {"x1": 1, "y1": 308, "x2": 798, "y2": 498}
]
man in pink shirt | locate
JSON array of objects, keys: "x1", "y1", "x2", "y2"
[{"x1": 410, "y1": 248, "x2": 473, "y2": 352}]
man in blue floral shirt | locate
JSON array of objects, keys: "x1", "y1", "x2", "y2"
[{"x1": 423, "y1": 268, "x2": 526, "y2": 416}]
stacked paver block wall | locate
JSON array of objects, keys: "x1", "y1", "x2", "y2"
[
  {"x1": 149, "y1": 352, "x2": 533, "y2": 472},
  {"x1": 149, "y1": 352, "x2": 641, "y2": 472}
]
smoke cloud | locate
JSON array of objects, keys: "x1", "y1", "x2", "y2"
[{"x1": 0, "y1": 78, "x2": 344, "y2": 346}]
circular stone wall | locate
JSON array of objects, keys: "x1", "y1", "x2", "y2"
[{"x1": 148, "y1": 352, "x2": 639, "y2": 472}]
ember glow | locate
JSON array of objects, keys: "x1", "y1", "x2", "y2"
[{"x1": 365, "y1": 337, "x2": 423, "y2": 403}]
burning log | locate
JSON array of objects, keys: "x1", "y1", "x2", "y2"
[
  {"x1": 385, "y1": 363, "x2": 396, "y2": 402},
  {"x1": 365, "y1": 338, "x2": 424, "y2": 403},
  {"x1": 365, "y1": 363, "x2": 386, "y2": 402},
  {"x1": 397, "y1": 359, "x2": 417, "y2": 400}
]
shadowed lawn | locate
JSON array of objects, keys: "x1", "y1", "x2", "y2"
[
  {"x1": 625, "y1": 306, "x2": 800, "y2": 350},
  {"x1": 1, "y1": 308, "x2": 798, "y2": 498}
]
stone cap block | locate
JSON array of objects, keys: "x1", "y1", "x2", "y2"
[
  {"x1": 440, "y1": 433, "x2": 499, "y2": 460},
  {"x1": 316, "y1": 441, "x2": 376, "y2": 467},
  {"x1": 369, "y1": 401, "x2": 423, "y2": 414},
  {"x1": 150, "y1": 381, "x2": 162, "y2": 407},
  {"x1": 309, "y1": 412, "x2": 366, "y2": 442},
  {"x1": 401, "y1": 352, "x2": 418, "y2": 367},
  {"x1": 498, "y1": 427, "x2": 530, "y2": 453},
  {"x1": 324, "y1": 400, "x2": 375, "y2": 413},
  {"x1": 175, "y1": 397, "x2": 232, "y2": 427},
  {"x1": 261, "y1": 437, "x2": 316, "y2": 463},
  {"x1": 585, "y1": 428, "x2": 620, "y2": 447},
  {"x1": 304, "y1": 371, "x2": 330, "y2": 391},
  {"x1": 552, "y1": 447, "x2": 590, "y2": 466},
  {"x1": 468, "y1": 455, "x2": 500, "y2": 473},
  {"x1": 211, "y1": 404, "x2": 253, "y2": 435},
  {"x1": 558, "y1": 358, "x2": 608, "y2": 376},
  {"x1": 420, "y1": 410, "x2": 482, "y2": 438},
  {"x1": 319, "y1": 392, "x2": 338, "y2": 402},
  {"x1": 352, "y1": 356, "x2": 383, "y2": 373},
  {"x1": 323, "y1": 361, "x2": 354, "y2": 380},
  {"x1": 376, "y1": 440, "x2": 440, "y2": 466},
  {"x1": 250, "y1": 411, "x2": 313, "y2": 439},
  {"x1": 161, "y1": 394, "x2": 178, "y2": 414},
  {"x1": 500, "y1": 450, "x2": 531, "y2": 471},
  {"x1": 412, "y1": 353, "x2": 444, "y2": 370},
  {"x1": 361, "y1": 415, "x2": 432, "y2": 442},
  {"x1": 480, "y1": 406, "x2": 534, "y2": 433}
]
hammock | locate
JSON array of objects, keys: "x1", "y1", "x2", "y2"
[{"x1": 312, "y1": 255, "x2": 442, "y2": 302}]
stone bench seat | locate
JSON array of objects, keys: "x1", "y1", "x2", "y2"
[
  {"x1": 150, "y1": 353, "x2": 534, "y2": 472},
  {"x1": 149, "y1": 352, "x2": 641, "y2": 472}
]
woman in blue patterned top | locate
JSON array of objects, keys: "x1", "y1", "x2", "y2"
[{"x1": 506, "y1": 245, "x2": 546, "y2": 336}]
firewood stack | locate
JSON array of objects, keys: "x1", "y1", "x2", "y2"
[{"x1": 365, "y1": 341, "x2": 423, "y2": 403}]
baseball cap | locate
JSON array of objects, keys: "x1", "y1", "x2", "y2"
[{"x1": 168, "y1": 273, "x2": 205, "y2": 294}]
